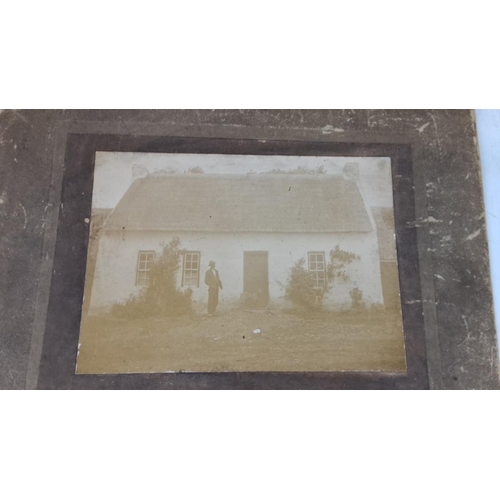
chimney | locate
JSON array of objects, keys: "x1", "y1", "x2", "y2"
[
  {"x1": 132, "y1": 164, "x2": 148, "y2": 179},
  {"x1": 343, "y1": 162, "x2": 359, "y2": 182}
]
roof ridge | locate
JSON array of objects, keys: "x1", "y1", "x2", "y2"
[{"x1": 144, "y1": 172, "x2": 346, "y2": 179}]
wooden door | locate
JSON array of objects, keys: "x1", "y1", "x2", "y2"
[{"x1": 243, "y1": 251, "x2": 269, "y2": 308}]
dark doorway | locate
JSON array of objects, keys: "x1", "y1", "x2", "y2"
[{"x1": 243, "y1": 251, "x2": 269, "y2": 308}]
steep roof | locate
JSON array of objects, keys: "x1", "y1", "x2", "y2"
[{"x1": 104, "y1": 174, "x2": 373, "y2": 233}]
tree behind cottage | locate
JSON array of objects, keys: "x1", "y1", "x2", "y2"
[{"x1": 111, "y1": 237, "x2": 193, "y2": 319}]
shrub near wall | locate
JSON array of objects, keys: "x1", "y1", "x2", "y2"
[
  {"x1": 111, "y1": 237, "x2": 193, "y2": 319},
  {"x1": 285, "y1": 246, "x2": 360, "y2": 312}
]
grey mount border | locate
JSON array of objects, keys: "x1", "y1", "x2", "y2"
[{"x1": 29, "y1": 120, "x2": 438, "y2": 389}]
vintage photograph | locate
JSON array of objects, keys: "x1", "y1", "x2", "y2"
[{"x1": 77, "y1": 152, "x2": 406, "y2": 374}]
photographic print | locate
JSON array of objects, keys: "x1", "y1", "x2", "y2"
[{"x1": 76, "y1": 152, "x2": 406, "y2": 374}]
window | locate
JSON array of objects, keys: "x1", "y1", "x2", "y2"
[
  {"x1": 136, "y1": 251, "x2": 155, "y2": 286},
  {"x1": 308, "y1": 252, "x2": 326, "y2": 287},
  {"x1": 182, "y1": 252, "x2": 200, "y2": 287}
]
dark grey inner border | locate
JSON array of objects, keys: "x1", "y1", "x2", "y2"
[{"x1": 37, "y1": 133, "x2": 429, "y2": 389}]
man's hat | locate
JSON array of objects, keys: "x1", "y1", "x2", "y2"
[{"x1": 209, "y1": 260, "x2": 216, "y2": 266}]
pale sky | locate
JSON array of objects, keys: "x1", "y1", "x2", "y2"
[{"x1": 92, "y1": 152, "x2": 393, "y2": 209}]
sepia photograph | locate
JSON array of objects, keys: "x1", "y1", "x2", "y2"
[{"x1": 77, "y1": 152, "x2": 406, "y2": 374}]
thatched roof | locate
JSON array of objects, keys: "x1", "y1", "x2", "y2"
[{"x1": 105, "y1": 174, "x2": 372, "y2": 233}]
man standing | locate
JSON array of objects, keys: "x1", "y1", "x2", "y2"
[{"x1": 205, "y1": 260, "x2": 223, "y2": 316}]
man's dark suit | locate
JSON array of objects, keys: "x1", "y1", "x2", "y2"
[{"x1": 205, "y1": 268, "x2": 222, "y2": 314}]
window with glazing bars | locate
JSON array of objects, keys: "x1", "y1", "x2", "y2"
[
  {"x1": 308, "y1": 252, "x2": 326, "y2": 287},
  {"x1": 182, "y1": 252, "x2": 200, "y2": 287},
  {"x1": 136, "y1": 251, "x2": 155, "y2": 286}
]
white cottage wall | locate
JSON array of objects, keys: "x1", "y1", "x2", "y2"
[{"x1": 89, "y1": 229, "x2": 384, "y2": 313}]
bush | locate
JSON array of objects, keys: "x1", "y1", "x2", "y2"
[
  {"x1": 284, "y1": 246, "x2": 361, "y2": 312},
  {"x1": 111, "y1": 236, "x2": 193, "y2": 319},
  {"x1": 284, "y1": 258, "x2": 323, "y2": 312},
  {"x1": 349, "y1": 287, "x2": 366, "y2": 310}
]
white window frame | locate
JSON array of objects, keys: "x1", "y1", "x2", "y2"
[
  {"x1": 308, "y1": 251, "x2": 326, "y2": 288},
  {"x1": 136, "y1": 251, "x2": 155, "y2": 287},
  {"x1": 182, "y1": 251, "x2": 201, "y2": 287}
]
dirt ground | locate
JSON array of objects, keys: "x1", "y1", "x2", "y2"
[{"x1": 76, "y1": 308, "x2": 406, "y2": 374}]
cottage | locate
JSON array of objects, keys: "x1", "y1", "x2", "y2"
[{"x1": 88, "y1": 172, "x2": 385, "y2": 313}]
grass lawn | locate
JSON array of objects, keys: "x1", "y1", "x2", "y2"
[{"x1": 76, "y1": 308, "x2": 406, "y2": 374}]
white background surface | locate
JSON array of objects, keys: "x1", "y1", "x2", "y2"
[
  {"x1": 476, "y1": 110, "x2": 500, "y2": 349},
  {"x1": 2, "y1": 3, "x2": 500, "y2": 498}
]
